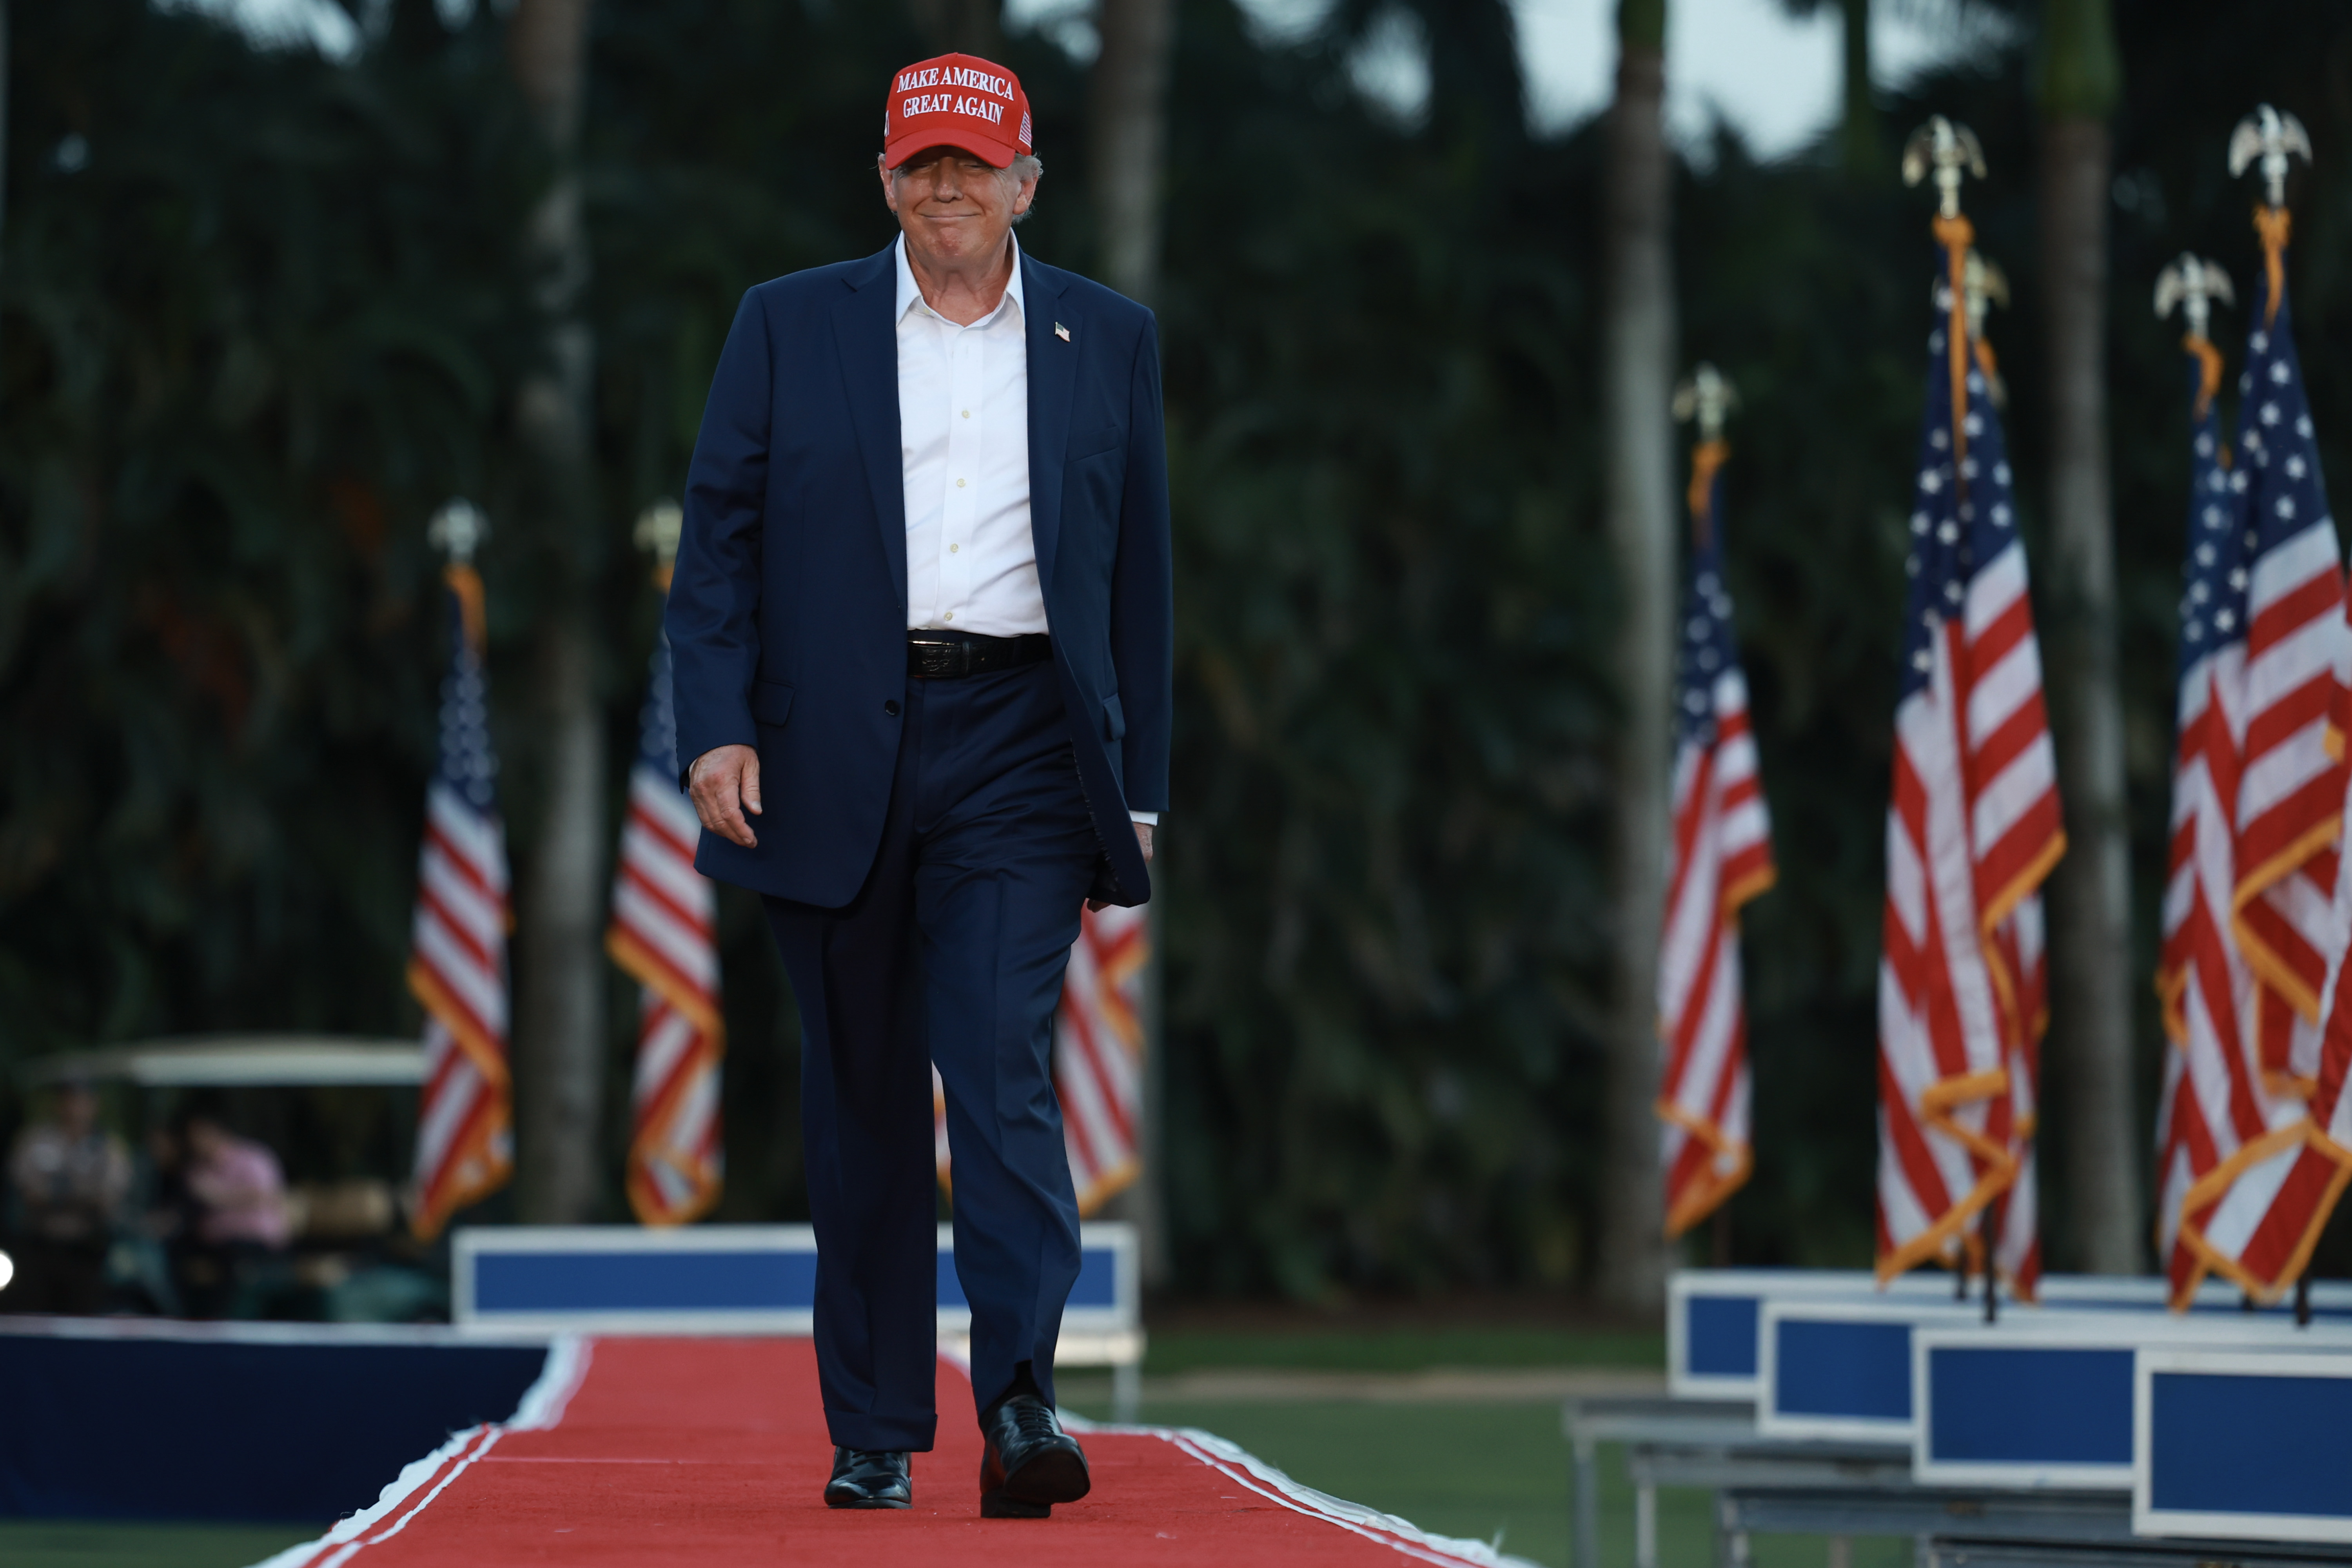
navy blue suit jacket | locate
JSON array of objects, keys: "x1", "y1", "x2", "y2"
[{"x1": 665, "y1": 241, "x2": 1172, "y2": 909}]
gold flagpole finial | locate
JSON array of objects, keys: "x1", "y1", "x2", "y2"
[
  {"x1": 428, "y1": 497, "x2": 488, "y2": 566},
  {"x1": 1672, "y1": 364, "x2": 1737, "y2": 540},
  {"x1": 633, "y1": 499, "x2": 684, "y2": 591},
  {"x1": 2154, "y1": 254, "x2": 2234, "y2": 345},
  {"x1": 2230, "y1": 106, "x2": 2308, "y2": 323},
  {"x1": 1958, "y1": 249, "x2": 2011, "y2": 406},
  {"x1": 1902, "y1": 116, "x2": 1987, "y2": 221},
  {"x1": 1672, "y1": 362, "x2": 1738, "y2": 443},
  {"x1": 1958, "y1": 250, "x2": 2009, "y2": 346},
  {"x1": 1906, "y1": 118, "x2": 1987, "y2": 464},
  {"x1": 2156, "y1": 254, "x2": 2234, "y2": 418},
  {"x1": 427, "y1": 499, "x2": 490, "y2": 652},
  {"x1": 2229, "y1": 104, "x2": 2311, "y2": 212}
]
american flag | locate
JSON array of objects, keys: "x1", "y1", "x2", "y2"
[
  {"x1": 2227, "y1": 231, "x2": 2348, "y2": 1108},
  {"x1": 1655, "y1": 438, "x2": 1774, "y2": 1239},
  {"x1": 608, "y1": 609, "x2": 724, "y2": 1227},
  {"x1": 2154, "y1": 325, "x2": 2270, "y2": 1299},
  {"x1": 1875, "y1": 225, "x2": 2063, "y2": 1294},
  {"x1": 1056, "y1": 903, "x2": 1149, "y2": 1212},
  {"x1": 2208, "y1": 791, "x2": 2352, "y2": 1299},
  {"x1": 407, "y1": 563, "x2": 514, "y2": 1240},
  {"x1": 2169, "y1": 230, "x2": 2352, "y2": 1301},
  {"x1": 934, "y1": 905, "x2": 1150, "y2": 1215}
]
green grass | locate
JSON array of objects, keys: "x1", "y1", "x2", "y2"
[
  {"x1": 1143, "y1": 1326, "x2": 1665, "y2": 1375},
  {"x1": 0, "y1": 1520, "x2": 318, "y2": 1568},
  {"x1": 1061, "y1": 1394, "x2": 1913, "y2": 1568}
]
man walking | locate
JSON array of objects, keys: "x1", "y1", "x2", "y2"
[{"x1": 665, "y1": 54, "x2": 1170, "y2": 1519}]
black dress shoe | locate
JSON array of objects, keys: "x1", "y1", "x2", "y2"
[
  {"x1": 824, "y1": 1446, "x2": 912, "y2": 1509},
  {"x1": 978, "y1": 1394, "x2": 1090, "y2": 1518}
]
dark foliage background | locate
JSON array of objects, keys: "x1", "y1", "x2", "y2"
[{"x1": 5, "y1": 0, "x2": 2352, "y2": 1297}]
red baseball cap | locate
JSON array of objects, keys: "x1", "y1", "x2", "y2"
[{"x1": 883, "y1": 53, "x2": 1033, "y2": 170}]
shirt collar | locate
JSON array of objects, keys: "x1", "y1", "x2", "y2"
[{"x1": 894, "y1": 231, "x2": 1025, "y2": 328}]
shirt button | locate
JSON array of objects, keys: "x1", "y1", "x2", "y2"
[
  {"x1": 962, "y1": 410, "x2": 971, "y2": 419},
  {"x1": 943, "y1": 612, "x2": 955, "y2": 622},
  {"x1": 956, "y1": 478, "x2": 966, "y2": 488},
  {"x1": 950, "y1": 543, "x2": 960, "y2": 553}
]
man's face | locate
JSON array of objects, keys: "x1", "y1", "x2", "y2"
[
  {"x1": 58, "y1": 1087, "x2": 96, "y2": 1136},
  {"x1": 881, "y1": 145, "x2": 1035, "y2": 269},
  {"x1": 185, "y1": 1118, "x2": 226, "y2": 1162}
]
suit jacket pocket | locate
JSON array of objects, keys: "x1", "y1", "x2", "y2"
[
  {"x1": 1102, "y1": 692, "x2": 1126, "y2": 742},
  {"x1": 751, "y1": 679, "x2": 795, "y2": 727},
  {"x1": 1068, "y1": 423, "x2": 1122, "y2": 462}
]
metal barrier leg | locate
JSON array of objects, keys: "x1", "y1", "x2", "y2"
[
  {"x1": 1828, "y1": 1536, "x2": 1850, "y2": 1568},
  {"x1": 1113, "y1": 1358, "x2": 1142, "y2": 1423},
  {"x1": 1712, "y1": 1489, "x2": 1753, "y2": 1568},
  {"x1": 1572, "y1": 1437, "x2": 1599, "y2": 1568},
  {"x1": 1635, "y1": 1480, "x2": 1656, "y2": 1568}
]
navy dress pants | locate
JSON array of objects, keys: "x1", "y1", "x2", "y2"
[{"x1": 763, "y1": 659, "x2": 1098, "y2": 1453}]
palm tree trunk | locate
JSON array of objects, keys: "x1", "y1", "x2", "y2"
[
  {"x1": 1596, "y1": 2, "x2": 1675, "y2": 1316},
  {"x1": 1837, "y1": 0, "x2": 1875, "y2": 171},
  {"x1": 909, "y1": 0, "x2": 1004, "y2": 56},
  {"x1": 1090, "y1": 0, "x2": 1175, "y2": 306},
  {"x1": 2037, "y1": 0, "x2": 2137, "y2": 1271},
  {"x1": 1089, "y1": 0, "x2": 1178, "y2": 1291},
  {"x1": 2041, "y1": 115, "x2": 2139, "y2": 1272},
  {"x1": 508, "y1": 0, "x2": 608, "y2": 1227}
]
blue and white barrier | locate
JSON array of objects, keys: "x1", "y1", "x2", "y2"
[
  {"x1": 1915, "y1": 1313, "x2": 2352, "y2": 1491},
  {"x1": 454, "y1": 1222, "x2": 1143, "y2": 1369},
  {"x1": 2136, "y1": 1348, "x2": 2352, "y2": 1544},
  {"x1": 1673, "y1": 1266, "x2": 2352, "y2": 1425},
  {"x1": 1756, "y1": 1296, "x2": 1984, "y2": 1441},
  {"x1": 1668, "y1": 1269, "x2": 1953, "y2": 1399}
]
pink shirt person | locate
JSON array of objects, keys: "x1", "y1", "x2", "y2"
[{"x1": 182, "y1": 1118, "x2": 292, "y2": 1249}]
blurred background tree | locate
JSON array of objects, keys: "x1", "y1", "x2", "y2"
[
  {"x1": 1595, "y1": 0, "x2": 1678, "y2": 1316},
  {"x1": 2035, "y1": 0, "x2": 2138, "y2": 1274},
  {"x1": 503, "y1": 0, "x2": 608, "y2": 1228},
  {"x1": 5, "y1": 0, "x2": 2352, "y2": 1306}
]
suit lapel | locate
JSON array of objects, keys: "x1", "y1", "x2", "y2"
[
  {"x1": 831, "y1": 244, "x2": 908, "y2": 610},
  {"x1": 1024, "y1": 253, "x2": 1077, "y2": 596}
]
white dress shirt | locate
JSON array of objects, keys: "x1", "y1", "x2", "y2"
[
  {"x1": 893, "y1": 235, "x2": 1157, "y2": 828},
  {"x1": 896, "y1": 233, "x2": 1047, "y2": 639}
]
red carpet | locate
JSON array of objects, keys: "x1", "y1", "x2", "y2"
[{"x1": 262, "y1": 1338, "x2": 1517, "y2": 1567}]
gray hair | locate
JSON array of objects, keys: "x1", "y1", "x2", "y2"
[{"x1": 884, "y1": 152, "x2": 1044, "y2": 224}]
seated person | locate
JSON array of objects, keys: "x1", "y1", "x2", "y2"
[
  {"x1": 176, "y1": 1112, "x2": 291, "y2": 1318},
  {"x1": 5, "y1": 1081, "x2": 132, "y2": 1315}
]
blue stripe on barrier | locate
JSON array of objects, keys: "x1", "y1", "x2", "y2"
[
  {"x1": 936, "y1": 1247, "x2": 1117, "y2": 1310},
  {"x1": 1687, "y1": 1294, "x2": 1759, "y2": 1378},
  {"x1": 1775, "y1": 1318, "x2": 1911, "y2": 1420},
  {"x1": 1927, "y1": 1345, "x2": 2132, "y2": 1465},
  {"x1": 469, "y1": 1241, "x2": 1119, "y2": 1318},
  {"x1": 2149, "y1": 1370, "x2": 2352, "y2": 1520},
  {"x1": 474, "y1": 1249, "x2": 820, "y2": 1312}
]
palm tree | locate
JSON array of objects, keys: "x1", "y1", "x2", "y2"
[
  {"x1": 1090, "y1": 0, "x2": 1175, "y2": 307},
  {"x1": 1596, "y1": 0, "x2": 1676, "y2": 1314},
  {"x1": 1783, "y1": 0, "x2": 1875, "y2": 171},
  {"x1": 1089, "y1": 0, "x2": 1177, "y2": 1288},
  {"x1": 910, "y1": 0, "x2": 1004, "y2": 55},
  {"x1": 507, "y1": 0, "x2": 608, "y2": 1226},
  {"x1": 2037, "y1": 0, "x2": 2139, "y2": 1272}
]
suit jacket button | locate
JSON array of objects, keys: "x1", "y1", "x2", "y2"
[{"x1": 884, "y1": 699, "x2": 901, "y2": 717}]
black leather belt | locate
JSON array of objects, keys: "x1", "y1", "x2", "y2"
[{"x1": 906, "y1": 630, "x2": 1052, "y2": 680}]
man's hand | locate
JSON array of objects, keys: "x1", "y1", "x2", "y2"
[
  {"x1": 688, "y1": 744, "x2": 763, "y2": 848},
  {"x1": 1088, "y1": 822, "x2": 1154, "y2": 913}
]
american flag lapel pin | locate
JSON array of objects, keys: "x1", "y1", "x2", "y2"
[{"x1": 1054, "y1": 321, "x2": 1071, "y2": 342}]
